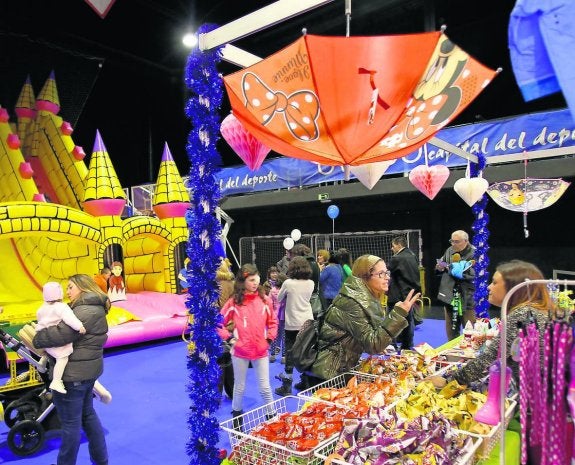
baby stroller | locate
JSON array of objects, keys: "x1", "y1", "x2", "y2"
[{"x1": 0, "y1": 327, "x2": 60, "y2": 456}]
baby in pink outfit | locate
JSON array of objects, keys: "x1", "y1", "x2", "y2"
[{"x1": 36, "y1": 282, "x2": 86, "y2": 394}]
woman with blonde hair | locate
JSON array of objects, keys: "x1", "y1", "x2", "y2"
[
  {"x1": 309, "y1": 254, "x2": 420, "y2": 384},
  {"x1": 33, "y1": 273, "x2": 111, "y2": 465}
]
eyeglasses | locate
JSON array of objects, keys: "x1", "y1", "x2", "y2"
[
  {"x1": 449, "y1": 239, "x2": 465, "y2": 244},
  {"x1": 371, "y1": 270, "x2": 391, "y2": 279}
]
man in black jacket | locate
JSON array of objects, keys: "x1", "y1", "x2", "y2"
[
  {"x1": 436, "y1": 230, "x2": 476, "y2": 340},
  {"x1": 387, "y1": 236, "x2": 421, "y2": 350}
]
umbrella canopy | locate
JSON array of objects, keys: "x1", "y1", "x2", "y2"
[
  {"x1": 487, "y1": 178, "x2": 570, "y2": 212},
  {"x1": 223, "y1": 32, "x2": 497, "y2": 166}
]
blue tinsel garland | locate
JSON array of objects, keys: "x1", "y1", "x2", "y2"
[
  {"x1": 470, "y1": 154, "x2": 490, "y2": 318},
  {"x1": 184, "y1": 24, "x2": 225, "y2": 465}
]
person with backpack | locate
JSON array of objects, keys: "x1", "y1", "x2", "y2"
[{"x1": 307, "y1": 255, "x2": 420, "y2": 385}]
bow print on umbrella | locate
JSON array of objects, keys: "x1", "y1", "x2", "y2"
[
  {"x1": 242, "y1": 72, "x2": 320, "y2": 141},
  {"x1": 223, "y1": 31, "x2": 498, "y2": 166}
]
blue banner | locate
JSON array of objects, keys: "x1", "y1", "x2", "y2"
[{"x1": 217, "y1": 109, "x2": 575, "y2": 196}]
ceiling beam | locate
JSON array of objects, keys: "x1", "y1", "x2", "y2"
[
  {"x1": 429, "y1": 137, "x2": 477, "y2": 163},
  {"x1": 199, "y1": 0, "x2": 335, "y2": 51},
  {"x1": 219, "y1": 44, "x2": 262, "y2": 68}
]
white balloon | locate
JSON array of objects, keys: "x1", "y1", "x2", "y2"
[
  {"x1": 283, "y1": 237, "x2": 295, "y2": 250},
  {"x1": 290, "y1": 228, "x2": 302, "y2": 241}
]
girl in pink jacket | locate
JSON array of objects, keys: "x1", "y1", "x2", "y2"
[{"x1": 220, "y1": 263, "x2": 278, "y2": 427}]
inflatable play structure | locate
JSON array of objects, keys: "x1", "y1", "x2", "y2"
[{"x1": 0, "y1": 72, "x2": 191, "y2": 349}]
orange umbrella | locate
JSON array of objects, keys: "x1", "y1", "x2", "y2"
[{"x1": 223, "y1": 31, "x2": 498, "y2": 166}]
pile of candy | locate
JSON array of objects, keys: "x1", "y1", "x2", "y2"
[
  {"x1": 394, "y1": 380, "x2": 496, "y2": 434},
  {"x1": 308, "y1": 375, "x2": 408, "y2": 416},
  {"x1": 356, "y1": 353, "x2": 440, "y2": 380},
  {"x1": 249, "y1": 401, "x2": 356, "y2": 452},
  {"x1": 324, "y1": 410, "x2": 474, "y2": 465}
]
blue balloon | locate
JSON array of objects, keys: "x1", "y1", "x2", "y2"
[{"x1": 327, "y1": 205, "x2": 340, "y2": 219}]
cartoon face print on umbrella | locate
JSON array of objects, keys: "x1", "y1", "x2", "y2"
[
  {"x1": 487, "y1": 178, "x2": 570, "y2": 212},
  {"x1": 366, "y1": 35, "x2": 496, "y2": 161}
]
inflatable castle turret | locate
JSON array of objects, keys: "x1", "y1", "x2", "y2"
[
  {"x1": 82, "y1": 130, "x2": 127, "y2": 216},
  {"x1": 152, "y1": 143, "x2": 190, "y2": 219}
]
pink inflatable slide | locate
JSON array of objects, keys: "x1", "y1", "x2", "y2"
[{"x1": 105, "y1": 292, "x2": 189, "y2": 348}]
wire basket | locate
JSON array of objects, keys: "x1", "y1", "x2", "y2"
[
  {"x1": 464, "y1": 399, "x2": 517, "y2": 459},
  {"x1": 314, "y1": 424, "x2": 483, "y2": 465},
  {"x1": 220, "y1": 395, "x2": 351, "y2": 465}
]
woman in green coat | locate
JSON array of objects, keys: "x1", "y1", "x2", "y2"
[{"x1": 309, "y1": 254, "x2": 420, "y2": 383}]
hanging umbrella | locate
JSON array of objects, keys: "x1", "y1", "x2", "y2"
[
  {"x1": 487, "y1": 178, "x2": 570, "y2": 237},
  {"x1": 223, "y1": 31, "x2": 498, "y2": 166},
  {"x1": 487, "y1": 178, "x2": 570, "y2": 212}
]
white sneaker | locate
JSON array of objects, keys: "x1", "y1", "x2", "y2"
[
  {"x1": 49, "y1": 380, "x2": 67, "y2": 394},
  {"x1": 98, "y1": 390, "x2": 113, "y2": 404}
]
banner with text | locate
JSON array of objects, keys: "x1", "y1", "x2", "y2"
[{"x1": 217, "y1": 109, "x2": 575, "y2": 196}]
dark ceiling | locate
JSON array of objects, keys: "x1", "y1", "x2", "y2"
[{"x1": 0, "y1": 0, "x2": 568, "y2": 187}]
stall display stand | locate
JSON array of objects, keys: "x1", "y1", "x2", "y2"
[{"x1": 497, "y1": 278, "x2": 575, "y2": 465}]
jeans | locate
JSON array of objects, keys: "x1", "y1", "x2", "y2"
[
  {"x1": 395, "y1": 307, "x2": 415, "y2": 350},
  {"x1": 52, "y1": 379, "x2": 108, "y2": 465},
  {"x1": 231, "y1": 356, "x2": 274, "y2": 413},
  {"x1": 283, "y1": 330, "x2": 298, "y2": 375}
]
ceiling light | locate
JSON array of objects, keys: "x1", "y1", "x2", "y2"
[{"x1": 182, "y1": 33, "x2": 198, "y2": 49}]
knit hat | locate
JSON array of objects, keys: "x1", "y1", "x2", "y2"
[
  {"x1": 351, "y1": 254, "x2": 384, "y2": 280},
  {"x1": 43, "y1": 282, "x2": 63, "y2": 302}
]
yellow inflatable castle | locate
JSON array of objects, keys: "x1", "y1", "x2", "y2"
[{"x1": 0, "y1": 71, "x2": 191, "y2": 348}]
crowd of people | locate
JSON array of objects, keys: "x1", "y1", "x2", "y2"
[
  {"x1": 214, "y1": 228, "x2": 561, "y2": 447},
  {"x1": 21, "y1": 229, "x2": 560, "y2": 463},
  {"x1": 214, "y1": 240, "x2": 426, "y2": 404}
]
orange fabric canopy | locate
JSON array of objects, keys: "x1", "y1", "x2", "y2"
[{"x1": 223, "y1": 32, "x2": 497, "y2": 166}]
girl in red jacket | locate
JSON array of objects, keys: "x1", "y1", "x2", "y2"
[{"x1": 220, "y1": 264, "x2": 278, "y2": 427}]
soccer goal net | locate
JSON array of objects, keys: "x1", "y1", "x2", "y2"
[{"x1": 239, "y1": 230, "x2": 422, "y2": 278}]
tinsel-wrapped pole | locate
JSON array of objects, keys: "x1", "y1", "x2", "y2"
[
  {"x1": 470, "y1": 153, "x2": 490, "y2": 318},
  {"x1": 183, "y1": 24, "x2": 225, "y2": 465}
]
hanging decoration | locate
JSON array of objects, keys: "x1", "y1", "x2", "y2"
[
  {"x1": 349, "y1": 159, "x2": 396, "y2": 190},
  {"x1": 487, "y1": 154, "x2": 570, "y2": 237},
  {"x1": 220, "y1": 112, "x2": 271, "y2": 171},
  {"x1": 453, "y1": 160, "x2": 489, "y2": 207},
  {"x1": 470, "y1": 153, "x2": 490, "y2": 319},
  {"x1": 327, "y1": 204, "x2": 340, "y2": 246},
  {"x1": 223, "y1": 31, "x2": 498, "y2": 166},
  {"x1": 183, "y1": 23, "x2": 225, "y2": 465},
  {"x1": 408, "y1": 144, "x2": 450, "y2": 200},
  {"x1": 487, "y1": 179, "x2": 570, "y2": 211}
]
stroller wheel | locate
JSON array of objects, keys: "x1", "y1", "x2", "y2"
[
  {"x1": 4, "y1": 398, "x2": 42, "y2": 428},
  {"x1": 7, "y1": 419, "x2": 45, "y2": 456}
]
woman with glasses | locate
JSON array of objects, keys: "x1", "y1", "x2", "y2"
[
  {"x1": 435, "y1": 230, "x2": 476, "y2": 341},
  {"x1": 306, "y1": 254, "x2": 420, "y2": 385}
]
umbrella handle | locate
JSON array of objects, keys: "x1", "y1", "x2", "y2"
[{"x1": 523, "y1": 211, "x2": 529, "y2": 238}]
